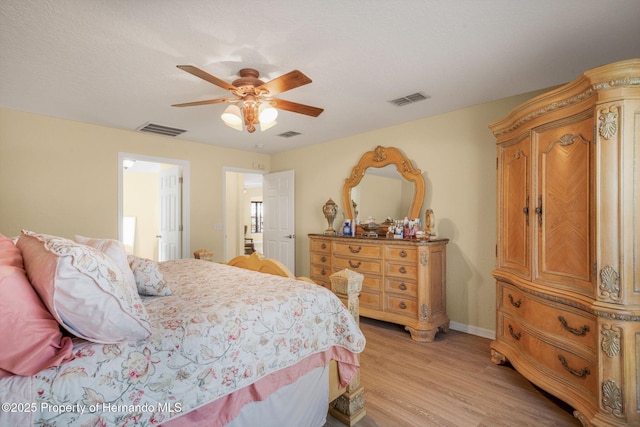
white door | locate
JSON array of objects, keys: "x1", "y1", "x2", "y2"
[
  {"x1": 159, "y1": 165, "x2": 182, "y2": 261},
  {"x1": 263, "y1": 170, "x2": 295, "y2": 273}
]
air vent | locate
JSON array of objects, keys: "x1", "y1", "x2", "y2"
[
  {"x1": 388, "y1": 92, "x2": 430, "y2": 107},
  {"x1": 277, "y1": 131, "x2": 301, "y2": 138},
  {"x1": 136, "y1": 122, "x2": 187, "y2": 137}
]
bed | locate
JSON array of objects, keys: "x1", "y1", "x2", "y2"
[{"x1": 0, "y1": 231, "x2": 366, "y2": 427}]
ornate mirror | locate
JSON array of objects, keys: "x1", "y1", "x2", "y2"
[{"x1": 342, "y1": 146, "x2": 425, "y2": 221}]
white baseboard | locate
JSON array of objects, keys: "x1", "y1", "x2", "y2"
[{"x1": 449, "y1": 321, "x2": 495, "y2": 340}]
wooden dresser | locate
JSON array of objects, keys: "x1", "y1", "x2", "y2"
[
  {"x1": 489, "y1": 59, "x2": 640, "y2": 426},
  {"x1": 309, "y1": 234, "x2": 449, "y2": 342}
]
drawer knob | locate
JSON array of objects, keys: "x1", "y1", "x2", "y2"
[
  {"x1": 399, "y1": 266, "x2": 407, "y2": 274},
  {"x1": 349, "y1": 245, "x2": 362, "y2": 253},
  {"x1": 558, "y1": 355, "x2": 591, "y2": 378},
  {"x1": 399, "y1": 282, "x2": 407, "y2": 291},
  {"x1": 400, "y1": 250, "x2": 407, "y2": 258},
  {"x1": 321, "y1": 256, "x2": 326, "y2": 262},
  {"x1": 321, "y1": 243, "x2": 327, "y2": 249},
  {"x1": 321, "y1": 268, "x2": 327, "y2": 276},
  {"x1": 348, "y1": 260, "x2": 361, "y2": 268},
  {"x1": 508, "y1": 324, "x2": 521, "y2": 341},
  {"x1": 508, "y1": 294, "x2": 522, "y2": 308},
  {"x1": 557, "y1": 316, "x2": 590, "y2": 336},
  {"x1": 399, "y1": 302, "x2": 407, "y2": 309}
]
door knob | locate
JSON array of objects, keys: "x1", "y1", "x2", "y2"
[{"x1": 284, "y1": 234, "x2": 296, "y2": 239}]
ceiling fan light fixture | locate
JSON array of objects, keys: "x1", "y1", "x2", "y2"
[
  {"x1": 221, "y1": 105, "x2": 243, "y2": 131},
  {"x1": 258, "y1": 103, "x2": 278, "y2": 125},
  {"x1": 174, "y1": 66, "x2": 322, "y2": 134},
  {"x1": 260, "y1": 120, "x2": 278, "y2": 132}
]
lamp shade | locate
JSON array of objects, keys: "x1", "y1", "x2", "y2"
[
  {"x1": 221, "y1": 105, "x2": 243, "y2": 131},
  {"x1": 260, "y1": 120, "x2": 277, "y2": 131},
  {"x1": 258, "y1": 103, "x2": 278, "y2": 124}
]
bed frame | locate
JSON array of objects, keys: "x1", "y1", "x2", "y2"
[{"x1": 227, "y1": 253, "x2": 366, "y2": 426}]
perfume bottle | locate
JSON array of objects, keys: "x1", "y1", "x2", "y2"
[{"x1": 343, "y1": 219, "x2": 351, "y2": 236}]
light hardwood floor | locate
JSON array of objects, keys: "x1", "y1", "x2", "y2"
[{"x1": 325, "y1": 318, "x2": 581, "y2": 427}]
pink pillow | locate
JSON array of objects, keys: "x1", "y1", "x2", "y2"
[
  {"x1": 0, "y1": 235, "x2": 23, "y2": 269},
  {"x1": 17, "y1": 230, "x2": 152, "y2": 344},
  {"x1": 0, "y1": 234, "x2": 74, "y2": 378}
]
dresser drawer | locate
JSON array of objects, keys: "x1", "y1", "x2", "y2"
[
  {"x1": 385, "y1": 245, "x2": 417, "y2": 261},
  {"x1": 386, "y1": 261, "x2": 417, "y2": 280},
  {"x1": 498, "y1": 282, "x2": 596, "y2": 352},
  {"x1": 359, "y1": 291, "x2": 382, "y2": 310},
  {"x1": 385, "y1": 295, "x2": 417, "y2": 318},
  {"x1": 333, "y1": 256, "x2": 382, "y2": 274},
  {"x1": 361, "y1": 274, "x2": 383, "y2": 293},
  {"x1": 310, "y1": 239, "x2": 331, "y2": 253},
  {"x1": 330, "y1": 268, "x2": 382, "y2": 292},
  {"x1": 311, "y1": 263, "x2": 332, "y2": 278},
  {"x1": 333, "y1": 241, "x2": 382, "y2": 259},
  {"x1": 499, "y1": 313, "x2": 597, "y2": 397},
  {"x1": 311, "y1": 252, "x2": 331, "y2": 266},
  {"x1": 384, "y1": 277, "x2": 417, "y2": 298},
  {"x1": 312, "y1": 277, "x2": 331, "y2": 290}
]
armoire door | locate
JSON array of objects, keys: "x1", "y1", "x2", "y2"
[
  {"x1": 533, "y1": 114, "x2": 595, "y2": 296},
  {"x1": 497, "y1": 136, "x2": 531, "y2": 280}
]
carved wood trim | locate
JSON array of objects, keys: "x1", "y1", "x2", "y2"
[
  {"x1": 543, "y1": 133, "x2": 591, "y2": 154},
  {"x1": 598, "y1": 106, "x2": 620, "y2": 140},
  {"x1": 600, "y1": 324, "x2": 622, "y2": 358},
  {"x1": 599, "y1": 265, "x2": 621, "y2": 301},
  {"x1": 491, "y1": 75, "x2": 640, "y2": 137},
  {"x1": 342, "y1": 146, "x2": 425, "y2": 220},
  {"x1": 602, "y1": 379, "x2": 624, "y2": 418}
]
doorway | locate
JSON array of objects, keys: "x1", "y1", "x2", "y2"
[
  {"x1": 223, "y1": 169, "x2": 264, "y2": 261},
  {"x1": 223, "y1": 168, "x2": 296, "y2": 273},
  {"x1": 118, "y1": 153, "x2": 190, "y2": 261}
]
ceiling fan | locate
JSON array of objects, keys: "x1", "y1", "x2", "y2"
[{"x1": 172, "y1": 65, "x2": 324, "y2": 133}]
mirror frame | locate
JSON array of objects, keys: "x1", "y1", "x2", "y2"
[{"x1": 342, "y1": 145, "x2": 425, "y2": 221}]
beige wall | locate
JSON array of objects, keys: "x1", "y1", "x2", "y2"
[
  {"x1": 271, "y1": 91, "x2": 544, "y2": 335},
  {"x1": 0, "y1": 108, "x2": 270, "y2": 262},
  {"x1": 0, "y1": 89, "x2": 543, "y2": 335}
]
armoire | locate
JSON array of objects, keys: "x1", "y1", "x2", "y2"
[{"x1": 489, "y1": 59, "x2": 639, "y2": 426}]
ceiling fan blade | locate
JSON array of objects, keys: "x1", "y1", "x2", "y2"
[
  {"x1": 271, "y1": 98, "x2": 324, "y2": 117},
  {"x1": 171, "y1": 98, "x2": 234, "y2": 107},
  {"x1": 177, "y1": 65, "x2": 236, "y2": 91},
  {"x1": 256, "y1": 70, "x2": 312, "y2": 96}
]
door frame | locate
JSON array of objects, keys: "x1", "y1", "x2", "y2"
[{"x1": 118, "y1": 152, "x2": 191, "y2": 259}]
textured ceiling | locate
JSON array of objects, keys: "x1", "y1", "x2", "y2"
[{"x1": 1, "y1": 0, "x2": 639, "y2": 154}]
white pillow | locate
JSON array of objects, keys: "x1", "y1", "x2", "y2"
[
  {"x1": 127, "y1": 255, "x2": 172, "y2": 296},
  {"x1": 74, "y1": 235, "x2": 137, "y2": 292},
  {"x1": 17, "y1": 230, "x2": 152, "y2": 343}
]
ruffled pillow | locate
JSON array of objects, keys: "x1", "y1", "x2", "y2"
[
  {"x1": 74, "y1": 235, "x2": 136, "y2": 291},
  {"x1": 17, "y1": 230, "x2": 152, "y2": 344},
  {"x1": 0, "y1": 234, "x2": 74, "y2": 378},
  {"x1": 127, "y1": 255, "x2": 172, "y2": 296}
]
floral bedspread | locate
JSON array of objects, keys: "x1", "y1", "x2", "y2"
[{"x1": 0, "y1": 259, "x2": 365, "y2": 426}]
